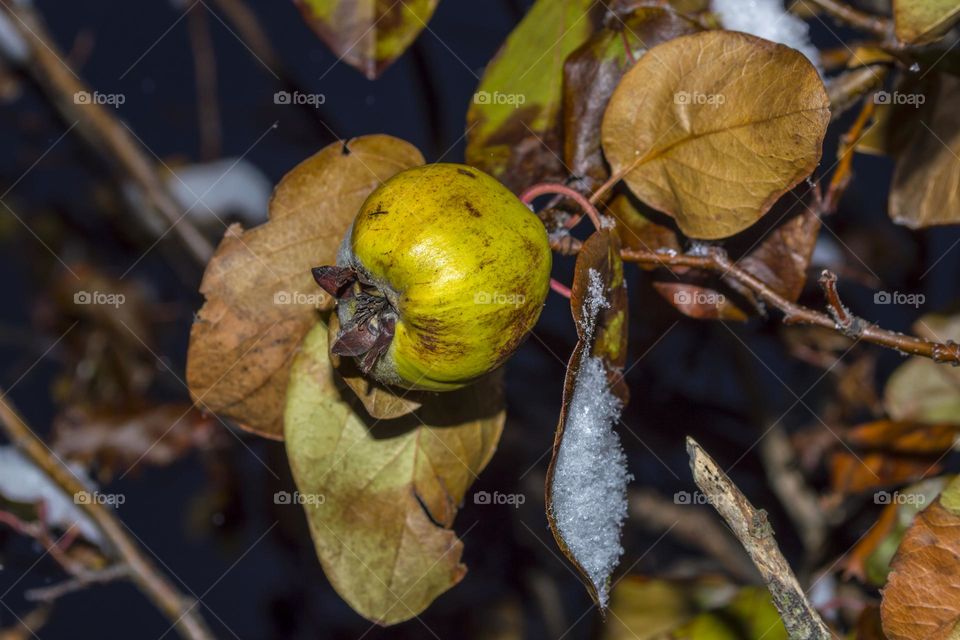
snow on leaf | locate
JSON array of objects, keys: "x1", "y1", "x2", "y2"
[
  {"x1": 710, "y1": 0, "x2": 820, "y2": 69},
  {"x1": 551, "y1": 355, "x2": 630, "y2": 606},
  {"x1": 546, "y1": 230, "x2": 631, "y2": 608}
]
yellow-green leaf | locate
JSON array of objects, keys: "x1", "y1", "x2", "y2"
[
  {"x1": 295, "y1": 0, "x2": 439, "y2": 79},
  {"x1": 284, "y1": 322, "x2": 505, "y2": 625},
  {"x1": 601, "y1": 30, "x2": 830, "y2": 239},
  {"x1": 465, "y1": 0, "x2": 599, "y2": 193},
  {"x1": 894, "y1": 0, "x2": 960, "y2": 44}
]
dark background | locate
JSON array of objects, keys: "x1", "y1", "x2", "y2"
[{"x1": 0, "y1": 0, "x2": 958, "y2": 638}]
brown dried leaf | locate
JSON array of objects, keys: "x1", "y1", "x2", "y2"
[
  {"x1": 882, "y1": 476, "x2": 960, "y2": 639},
  {"x1": 653, "y1": 206, "x2": 820, "y2": 321},
  {"x1": 736, "y1": 207, "x2": 821, "y2": 303},
  {"x1": 605, "y1": 194, "x2": 681, "y2": 259},
  {"x1": 284, "y1": 322, "x2": 505, "y2": 625},
  {"x1": 562, "y1": 8, "x2": 700, "y2": 193},
  {"x1": 187, "y1": 135, "x2": 424, "y2": 439},
  {"x1": 601, "y1": 30, "x2": 829, "y2": 239},
  {"x1": 652, "y1": 280, "x2": 749, "y2": 321},
  {"x1": 52, "y1": 404, "x2": 220, "y2": 478},
  {"x1": 846, "y1": 420, "x2": 960, "y2": 456},
  {"x1": 890, "y1": 73, "x2": 960, "y2": 228},
  {"x1": 545, "y1": 230, "x2": 630, "y2": 607},
  {"x1": 327, "y1": 314, "x2": 422, "y2": 420},
  {"x1": 830, "y1": 450, "x2": 940, "y2": 496},
  {"x1": 294, "y1": 0, "x2": 440, "y2": 79}
]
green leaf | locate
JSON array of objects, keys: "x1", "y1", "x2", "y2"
[
  {"x1": 284, "y1": 322, "x2": 505, "y2": 625},
  {"x1": 465, "y1": 0, "x2": 599, "y2": 193},
  {"x1": 674, "y1": 587, "x2": 788, "y2": 639},
  {"x1": 295, "y1": 0, "x2": 440, "y2": 79}
]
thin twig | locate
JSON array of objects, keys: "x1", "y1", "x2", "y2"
[
  {"x1": 758, "y1": 425, "x2": 828, "y2": 556},
  {"x1": 614, "y1": 246, "x2": 960, "y2": 365},
  {"x1": 629, "y1": 488, "x2": 758, "y2": 583},
  {"x1": 826, "y1": 98, "x2": 878, "y2": 212},
  {"x1": 521, "y1": 183, "x2": 603, "y2": 230},
  {"x1": 25, "y1": 564, "x2": 131, "y2": 603},
  {"x1": 0, "y1": 393, "x2": 215, "y2": 640},
  {"x1": 1, "y1": 2, "x2": 214, "y2": 266},
  {"x1": 686, "y1": 437, "x2": 833, "y2": 640},
  {"x1": 187, "y1": 4, "x2": 222, "y2": 161},
  {"x1": 549, "y1": 278, "x2": 572, "y2": 299},
  {"x1": 800, "y1": 0, "x2": 893, "y2": 39}
]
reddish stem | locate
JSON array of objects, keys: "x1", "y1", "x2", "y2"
[
  {"x1": 550, "y1": 278, "x2": 572, "y2": 299},
  {"x1": 520, "y1": 183, "x2": 603, "y2": 231}
]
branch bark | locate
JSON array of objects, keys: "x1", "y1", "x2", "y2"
[
  {"x1": 800, "y1": 0, "x2": 894, "y2": 39},
  {"x1": 686, "y1": 437, "x2": 833, "y2": 640},
  {"x1": 1, "y1": 2, "x2": 214, "y2": 266},
  {"x1": 0, "y1": 393, "x2": 215, "y2": 640},
  {"x1": 616, "y1": 246, "x2": 960, "y2": 365}
]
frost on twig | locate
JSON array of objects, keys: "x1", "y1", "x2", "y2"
[
  {"x1": 686, "y1": 437, "x2": 832, "y2": 640},
  {"x1": 547, "y1": 231, "x2": 631, "y2": 609}
]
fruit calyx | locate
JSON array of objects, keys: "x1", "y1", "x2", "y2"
[{"x1": 312, "y1": 265, "x2": 396, "y2": 374}]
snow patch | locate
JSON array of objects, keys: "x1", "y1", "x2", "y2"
[
  {"x1": 165, "y1": 158, "x2": 272, "y2": 227},
  {"x1": 552, "y1": 268, "x2": 631, "y2": 607},
  {"x1": 0, "y1": 447, "x2": 102, "y2": 544},
  {"x1": 0, "y1": 10, "x2": 28, "y2": 64},
  {"x1": 711, "y1": 0, "x2": 821, "y2": 70}
]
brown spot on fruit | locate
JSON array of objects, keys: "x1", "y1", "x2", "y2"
[
  {"x1": 457, "y1": 168, "x2": 476, "y2": 178},
  {"x1": 464, "y1": 201, "x2": 482, "y2": 218}
]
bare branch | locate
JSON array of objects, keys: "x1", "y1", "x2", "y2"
[
  {"x1": 615, "y1": 246, "x2": 960, "y2": 365},
  {"x1": 1, "y1": 2, "x2": 214, "y2": 266},
  {"x1": 799, "y1": 0, "x2": 893, "y2": 39},
  {"x1": 686, "y1": 437, "x2": 833, "y2": 640},
  {"x1": 0, "y1": 393, "x2": 216, "y2": 640}
]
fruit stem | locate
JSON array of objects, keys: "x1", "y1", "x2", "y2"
[
  {"x1": 549, "y1": 278, "x2": 572, "y2": 299},
  {"x1": 520, "y1": 183, "x2": 603, "y2": 231}
]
